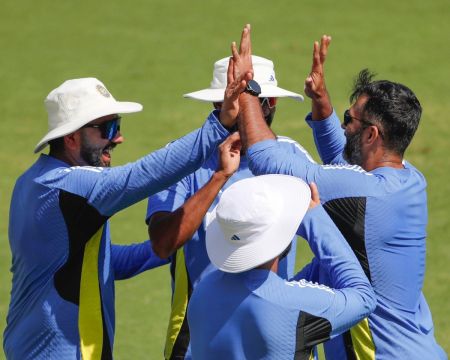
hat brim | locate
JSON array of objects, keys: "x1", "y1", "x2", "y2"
[
  {"x1": 184, "y1": 84, "x2": 304, "y2": 103},
  {"x1": 205, "y1": 175, "x2": 310, "y2": 273},
  {"x1": 34, "y1": 101, "x2": 142, "y2": 153}
]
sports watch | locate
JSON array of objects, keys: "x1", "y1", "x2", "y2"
[{"x1": 244, "y1": 79, "x2": 261, "y2": 97}]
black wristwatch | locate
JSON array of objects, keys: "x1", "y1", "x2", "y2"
[{"x1": 244, "y1": 79, "x2": 261, "y2": 97}]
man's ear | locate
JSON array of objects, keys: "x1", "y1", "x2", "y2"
[
  {"x1": 365, "y1": 125, "x2": 381, "y2": 145},
  {"x1": 63, "y1": 131, "x2": 80, "y2": 151}
]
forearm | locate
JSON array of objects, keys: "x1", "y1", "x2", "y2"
[
  {"x1": 91, "y1": 111, "x2": 229, "y2": 216},
  {"x1": 237, "y1": 93, "x2": 275, "y2": 152},
  {"x1": 311, "y1": 93, "x2": 333, "y2": 121},
  {"x1": 297, "y1": 206, "x2": 373, "y2": 292},
  {"x1": 297, "y1": 206, "x2": 376, "y2": 336},
  {"x1": 112, "y1": 241, "x2": 169, "y2": 280},
  {"x1": 306, "y1": 110, "x2": 347, "y2": 164},
  {"x1": 149, "y1": 171, "x2": 231, "y2": 258},
  {"x1": 248, "y1": 140, "x2": 314, "y2": 181}
]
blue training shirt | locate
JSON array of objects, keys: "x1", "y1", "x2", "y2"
[
  {"x1": 146, "y1": 135, "x2": 302, "y2": 360},
  {"x1": 4, "y1": 111, "x2": 228, "y2": 360},
  {"x1": 247, "y1": 110, "x2": 447, "y2": 360},
  {"x1": 187, "y1": 205, "x2": 376, "y2": 360}
]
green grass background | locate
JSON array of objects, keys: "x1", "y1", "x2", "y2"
[{"x1": 1, "y1": 0, "x2": 449, "y2": 358}]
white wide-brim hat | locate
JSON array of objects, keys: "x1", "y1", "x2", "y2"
[
  {"x1": 184, "y1": 55, "x2": 304, "y2": 102},
  {"x1": 206, "y1": 174, "x2": 310, "y2": 273},
  {"x1": 34, "y1": 77, "x2": 143, "y2": 153}
]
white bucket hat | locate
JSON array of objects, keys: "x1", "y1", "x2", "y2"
[
  {"x1": 206, "y1": 174, "x2": 310, "y2": 273},
  {"x1": 183, "y1": 55, "x2": 304, "y2": 102},
  {"x1": 34, "y1": 77, "x2": 143, "y2": 153}
]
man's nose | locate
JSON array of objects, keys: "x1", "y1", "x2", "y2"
[{"x1": 112, "y1": 131, "x2": 124, "y2": 144}]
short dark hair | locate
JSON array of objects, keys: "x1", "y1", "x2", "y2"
[
  {"x1": 48, "y1": 137, "x2": 65, "y2": 154},
  {"x1": 350, "y1": 69, "x2": 422, "y2": 156}
]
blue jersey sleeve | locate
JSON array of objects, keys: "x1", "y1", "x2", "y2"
[
  {"x1": 292, "y1": 206, "x2": 376, "y2": 337},
  {"x1": 305, "y1": 110, "x2": 347, "y2": 164},
  {"x1": 294, "y1": 256, "x2": 320, "y2": 283},
  {"x1": 145, "y1": 175, "x2": 191, "y2": 223},
  {"x1": 36, "y1": 111, "x2": 228, "y2": 216},
  {"x1": 112, "y1": 240, "x2": 169, "y2": 280},
  {"x1": 247, "y1": 139, "x2": 380, "y2": 202}
]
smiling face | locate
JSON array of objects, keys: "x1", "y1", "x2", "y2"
[{"x1": 79, "y1": 114, "x2": 123, "y2": 167}]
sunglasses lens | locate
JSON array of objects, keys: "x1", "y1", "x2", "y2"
[
  {"x1": 105, "y1": 118, "x2": 120, "y2": 140},
  {"x1": 344, "y1": 110, "x2": 351, "y2": 126}
]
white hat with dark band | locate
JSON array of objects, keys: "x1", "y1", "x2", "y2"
[{"x1": 184, "y1": 55, "x2": 304, "y2": 103}]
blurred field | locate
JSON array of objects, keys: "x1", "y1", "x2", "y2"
[{"x1": 0, "y1": 0, "x2": 449, "y2": 358}]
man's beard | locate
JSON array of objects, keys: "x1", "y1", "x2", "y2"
[
  {"x1": 343, "y1": 128, "x2": 364, "y2": 166},
  {"x1": 80, "y1": 132, "x2": 115, "y2": 167}
]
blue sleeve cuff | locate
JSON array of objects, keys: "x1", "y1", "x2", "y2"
[
  {"x1": 305, "y1": 109, "x2": 340, "y2": 131},
  {"x1": 208, "y1": 109, "x2": 230, "y2": 136}
]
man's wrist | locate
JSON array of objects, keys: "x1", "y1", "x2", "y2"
[
  {"x1": 218, "y1": 110, "x2": 238, "y2": 132},
  {"x1": 213, "y1": 170, "x2": 233, "y2": 183},
  {"x1": 311, "y1": 93, "x2": 333, "y2": 121}
]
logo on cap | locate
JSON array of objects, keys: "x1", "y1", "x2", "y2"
[
  {"x1": 231, "y1": 234, "x2": 241, "y2": 241},
  {"x1": 96, "y1": 84, "x2": 111, "y2": 98}
]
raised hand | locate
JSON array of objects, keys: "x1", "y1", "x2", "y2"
[
  {"x1": 304, "y1": 35, "x2": 331, "y2": 100},
  {"x1": 231, "y1": 24, "x2": 254, "y2": 84},
  {"x1": 305, "y1": 35, "x2": 333, "y2": 120},
  {"x1": 220, "y1": 24, "x2": 254, "y2": 129},
  {"x1": 219, "y1": 57, "x2": 247, "y2": 128},
  {"x1": 217, "y1": 132, "x2": 242, "y2": 178}
]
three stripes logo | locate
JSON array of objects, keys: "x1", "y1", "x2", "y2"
[{"x1": 231, "y1": 234, "x2": 241, "y2": 241}]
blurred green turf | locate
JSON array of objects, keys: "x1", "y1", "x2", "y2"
[{"x1": 0, "y1": 0, "x2": 449, "y2": 358}]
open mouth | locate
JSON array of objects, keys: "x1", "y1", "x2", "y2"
[{"x1": 101, "y1": 145, "x2": 115, "y2": 165}]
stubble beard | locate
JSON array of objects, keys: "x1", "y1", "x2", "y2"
[
  {"x1": 80, "y1": 132, "x2": 113, "y2": 167},
  {"x1": 343, "y1": 129, "x2": 364, "y2": 166}
]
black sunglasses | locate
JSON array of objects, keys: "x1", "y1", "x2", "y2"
[
  {"x1": 82, "y1": 116, "x2": 121, "y2": 140},
  {"x1": 343, "y1": 109, "x2": 361, "y2": 126},
  {"x1": 343, "y1": 110, "x2": 384, "y2": 138}
]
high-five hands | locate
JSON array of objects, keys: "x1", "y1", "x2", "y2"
[{"x1": 219, "y1": 24, "x2": 254, "y2": 129}]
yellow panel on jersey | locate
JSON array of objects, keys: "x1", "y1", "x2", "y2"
[
  {"x1": 350, "y1": 318, "x2": 375, "y2": 360},
  {"x1": 79, "y1": 227, "x2": 104, "y2": 360},
  {"x1": 164, "y1": 248, "x2": 189, "y2": 360}
]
